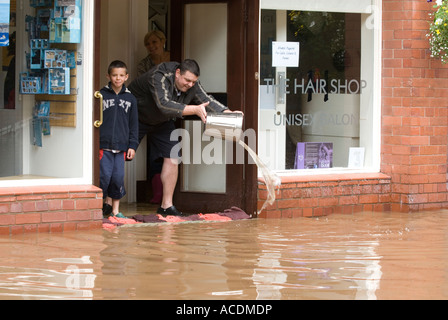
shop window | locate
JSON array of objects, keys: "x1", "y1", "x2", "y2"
[
  {"x1": 0, "y1": 0, "x2": 93, "y2": 185},
  {"x1": 259, "y1": 0, "x2": 380, "y2": 174},
  {"x1": 1, "y1": 0, "x2": 15, "y2": 110}
]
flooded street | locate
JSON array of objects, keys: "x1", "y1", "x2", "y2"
[{"x1": 1, "y1": 210, "x2": 448, "y2": 300}]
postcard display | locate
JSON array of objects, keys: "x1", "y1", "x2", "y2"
[{"x1": 22, "y1": 0, "x2": 81, "y2": 146}]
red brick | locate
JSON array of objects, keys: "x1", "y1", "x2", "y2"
[
  {"x1": 62, "y1": 200, "x2": 75, "y2": 210},
  {"x1": 48, "y1": 200, "x2": 62, "y2": 211},
  {"x1": 15, "y1": 213, "x2": 41, "y2": 225},
  {"x1": 22, "y1": 224, "x2": 38, "y2": 234},
  {"x1": 41, "y1": 211, "x2": 67, "y2": 223},
  {"x1": 0, "y1": 226, "x2": 10, "y2": 235},
  {"x1": 75, "y1": 199, "x2": 89, "y2": 210},
  {"x1": 10, "y1": 226, "x2": 24, "y2": 235},
  {"x1": 63, "y1": 222, "x2": 78, "y2": 232},
  {"x1": 264, "y1": 210, "x2": 281, "y2": 219},
  {"x1": 10, "y1": 202, "x2": 22, "y2": 213},
  {"x1": 22, "y1": 202, "x2": 36, "y2": 212},
  {"x1": 67, "y1": 211, "x2": 91, "y2": 221},
  {"x1": 359, "y1": 194, "x2": 379, "y2": 204},
  {"x1": 339, "y1": 196, "x2": 358, "y2": 205},
  {"x1": 17, "y1": 195, "x2": 44, "y2": 201},
  {"x1": 281, "y1": 209, "x2": 293, "y2": 219},
  {"x1": 0, "y1": 204, "x2": 9, "y2": 214},
  {"x1": 92, "y1": 210, "x2": 103, "y2": 220},
  {"x1": 35, "y1": 201, "x2": 49, "y2": 212},
  {"x1": 49, "y1": 223, "x2": 64, "y2": 233},
  {"x1": 0, "y1": 215, "x2": 15, "y2": 226},
  {"x1": 302, "y1": 208, "x2": 313, "y2": 217},
  {"x1": 38, "y1": 224, "x2": 51, "y2": 233},
  {"x1": 0, "y1": 196, "x2": 16, "y2": 202},
  {"x1": 277, "y1": 199, "x2": 300, "y2": 209},
  {"x1": 89, "y1": 198, "x2": 103, "y2": 209}
]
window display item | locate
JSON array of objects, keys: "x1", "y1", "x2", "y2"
[
  {"x1": 30, "y1": 39, "x2": 49, "y2": 69},
  {"x1": 44, "y1": 49, "x2": 67, "y2": 68},
  {"x1": 35, "y1": 101, "x2": 51, "y2": 136},
  {"x1": 30, "y1": 48, "x2": 43, "y2": 69},
  {"x1": 49, "y1": 0, "x2": 82, "y2": 43},
  {"x1": 36, "y1": 9, "x2": 52, "y2": 32},
  {"x1": 24, "y1": 0, "x2": 80, "y2": 97},
  {"x1": 294, "y1": 142, "x2": 333, "y2": 169},
  {"x1": 20, "y1": 72, "x2": 47, "y2": 94},
  {"x1": 31, "y1": 117, "x2": 43, "y2": 147},
  {"x1": 48, "y1": 67, "x2": 70, "y2": 94},
  {"x1": 30, "y1": 0, "x2": 52, "y2": 7},
  {"x1": 348, "y1": 147, "x2": 365, "y2": 168},
  {"x1": 0, "y1": 0, "x2": 10, "y2": 47},
  {"x1": 35, "y1": 101, "x2": 50, "y2": 117},
  {"x1": 66, "y1": 51, "x2": 76, "y2": 68}
]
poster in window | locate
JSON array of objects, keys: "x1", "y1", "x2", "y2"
[
  {"x1": 348, "y1": 147, "x2": 365, "y2": 168},
  {"x1": 294, "y1": 142, "x2": 333, "y2": 169},
  {"x1": 272, "y1": 41, "x2": 300, "y2": 67}
]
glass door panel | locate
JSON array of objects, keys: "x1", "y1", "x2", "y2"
[{"x1": 181, "y1": 3, "x2": 227, "y2": 193}]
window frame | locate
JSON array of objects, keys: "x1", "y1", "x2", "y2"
[
  {"x1": 258, "y1": 0, "x2": 382, "y2": 176},
  {"x1": 0, "y1": 0, "x2": 95, "y2": 188}
]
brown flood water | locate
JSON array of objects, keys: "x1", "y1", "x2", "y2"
[{"x1": 1, "y1": 209, "x2": 448, "y2": 300}]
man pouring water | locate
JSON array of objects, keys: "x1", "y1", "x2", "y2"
[{"x1": 128, "y1": 59, "x2": 243, "y2": 217}]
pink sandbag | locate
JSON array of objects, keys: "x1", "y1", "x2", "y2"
[
  {"x1": 158, "y1": 214, "x2": 187, "y2": 223},
  {"x1": 108, "y1": 216, "x2": 141, "y2": 225},
  {"x1": 198, "y1": 213, "x2": 232, "y2": 221},
  {"x1": 102, "y1": 207, "x2": 250, "y2": 230}
]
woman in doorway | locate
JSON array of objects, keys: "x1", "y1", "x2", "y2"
[
  {"x1": 137, "y1": 30, "x2": 170, "y2": 76},
  {"x1": 137, "y1": 30, "x2": 170, "y2": 204}
]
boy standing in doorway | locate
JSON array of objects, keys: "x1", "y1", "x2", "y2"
[{"x1": 100, "y1": 60, "x2": 139, "y2": 218}]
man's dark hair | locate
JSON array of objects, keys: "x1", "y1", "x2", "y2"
[
  {"x1": 108, "y1": 60, "x2": 128, "y2": 74},
  {"x1": 179, "y1": 59, "x2": 200, "y2": 77}
]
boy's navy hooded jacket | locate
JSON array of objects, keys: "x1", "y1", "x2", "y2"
[{"x1": 99, "y1": 83, "x2": 139, "y2": 152}]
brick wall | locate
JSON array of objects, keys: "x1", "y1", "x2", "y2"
[
  {"x1": 0, "y1": 185, "x2": 103, "y2": 236},
  {"x1": 382, "y1": 0, "x2": 448, "y2": 212},
  {"x1": 258, "y1": 173, "x2": 391, "y2": 218},
  {"x1": 258, "y1": 0, "x2": 448, "y2": 218}
]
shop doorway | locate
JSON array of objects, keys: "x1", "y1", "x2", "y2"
[{"x1": 93, "y1": 0, "x2": 258, "y2": 215}]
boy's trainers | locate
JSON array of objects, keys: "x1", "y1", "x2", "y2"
[{"x1": 102, "y1": 203, "x2": 113, "y2": 217}]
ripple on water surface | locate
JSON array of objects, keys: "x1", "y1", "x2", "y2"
[{"x1": 1, "y1": 211, "x2": 448, "y2": 299}]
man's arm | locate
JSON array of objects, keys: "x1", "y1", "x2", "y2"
[
  {"x1": 183, "y1": 101, "x2": 243, "y2": 123},
  {"x1": 182, "y1": 102, "x2": 210, "y2": 123}
]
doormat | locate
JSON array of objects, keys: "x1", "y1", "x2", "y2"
[{"x1": 102, "y1": 206, "x2": 251, "y2": 231}]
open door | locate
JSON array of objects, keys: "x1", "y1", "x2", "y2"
[
  {"x1": 92, "y1": 0, "x2": 102, "y2": 188},
  {"x1": 92, "y1": 0, "x2": 258, "y2": 216},
  {"x1": 171, "y1": 0, "x2": 251, "y2": 214}
]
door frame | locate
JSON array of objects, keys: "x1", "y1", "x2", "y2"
[
  {"x1": 170, "y1": 0, "x2": 258, "y2": 215},
  {"x1": 92, "y1": 0, "x2": 259, "y2": 216},
  {"x1": 93, "y1": 0, "x2": 102, "y2": 188}
]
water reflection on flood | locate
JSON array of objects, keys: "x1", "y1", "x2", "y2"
[{"x1": 1, "y1": 211, "x2": 448, "y2": 299}]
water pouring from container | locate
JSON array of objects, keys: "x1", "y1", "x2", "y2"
[{"x1": 204, "y1": 112, "x2": 281, "y2": 215}]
